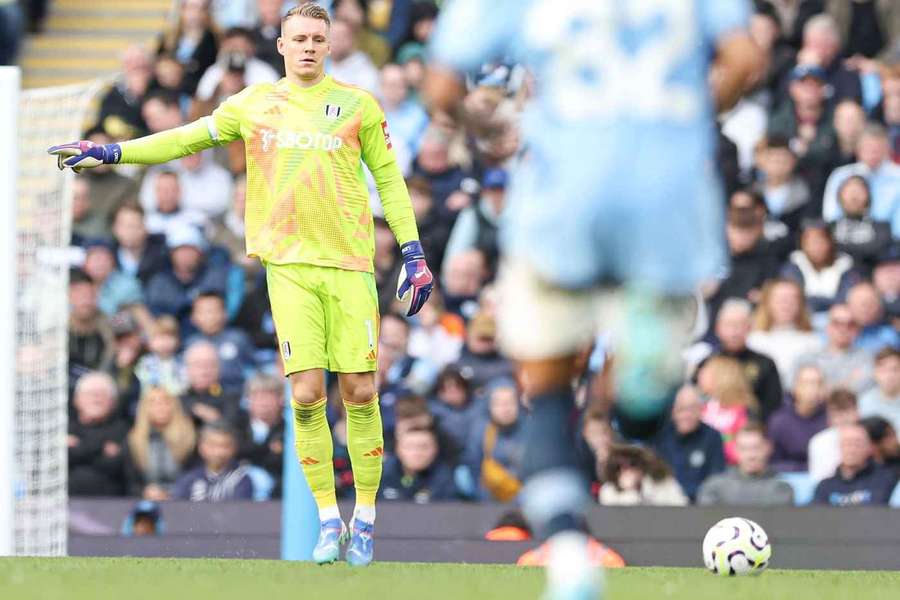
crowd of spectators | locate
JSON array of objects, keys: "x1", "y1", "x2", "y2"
[{"x1": 48, "y1": 0, "x2": 900, "y2": 507}]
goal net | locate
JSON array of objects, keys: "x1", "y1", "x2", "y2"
[{"x1": 4, "y1": 69, "x2": 106, "y2": 556}]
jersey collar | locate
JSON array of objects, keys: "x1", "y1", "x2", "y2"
[{"x1": 280, "y1": 74, "x2": 333, "y2": 94}]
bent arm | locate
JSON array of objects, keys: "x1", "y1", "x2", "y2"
[{"x1": 711, "y1": 32, "x2": 764, "y2": 113}]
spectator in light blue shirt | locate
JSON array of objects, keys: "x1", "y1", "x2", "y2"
[
  {"x1": 847, "y1": 282, "x2": 900, "y2": 353},
  {"x1": 859, "y1": 348, "x2": 900, "y2": 433},
  {"x1": 823, "y1": 124, "x2": 900, "y2": 237},
  {"x1": 82, "y1": 240, "x2": 144, "y2": 317},
  {"x1": 442, "y1": 168, "x2": 507, "y2": 276},
  {"x1": 380, "y1": 63, "x2": 429, "y2": 157}
]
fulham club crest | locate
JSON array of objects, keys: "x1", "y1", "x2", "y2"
[{"x1": 324, "y1": 104, "x2": 342, "y2": 119}]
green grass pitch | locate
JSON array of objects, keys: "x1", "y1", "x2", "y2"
[{"x1": 1, "y1": 558, "x2": 898, "y2": 600}]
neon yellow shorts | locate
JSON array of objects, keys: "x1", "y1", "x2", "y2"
[{"x1": 265, "y1": 262, "x2": 379, "y2": 375}]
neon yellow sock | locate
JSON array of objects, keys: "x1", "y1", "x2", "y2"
[
  {"x1": 344, "y1": 395, "x2": 383, "y2": 509},
  {"x1": 291, "y1": 398, "x2": 337, "y2": 515}
]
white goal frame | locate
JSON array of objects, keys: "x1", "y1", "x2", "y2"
[{"x1": 0, "y1": 66, "x2": 20, "y2": 557}]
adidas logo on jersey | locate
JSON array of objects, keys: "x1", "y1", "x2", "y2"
[{"x1": 260, "y1": 128, "x2": 344, "y2": 152}]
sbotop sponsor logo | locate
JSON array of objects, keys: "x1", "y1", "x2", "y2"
[{"x1": 260, "y1": 129, "x2": 344, "y2": 152}]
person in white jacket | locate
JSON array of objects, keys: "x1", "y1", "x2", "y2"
[{"x1": 599, "y1": 445, "x2": 688, "y2": 507}]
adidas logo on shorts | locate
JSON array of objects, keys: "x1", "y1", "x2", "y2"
[{"x1": 282, "y1": 341, "x2": 291, "y2": 360}]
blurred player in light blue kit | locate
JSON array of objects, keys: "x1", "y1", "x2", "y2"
[{"x1": 426, "y1": 1, "x2": 762, "y2": 598}]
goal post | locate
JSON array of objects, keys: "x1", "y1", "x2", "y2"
[
  {"x1": 10, "y1": 75, "x2": 108, "y2": 556},
  {"x1": 0, "y1": 66, "x2": 20, "y2": 558}
]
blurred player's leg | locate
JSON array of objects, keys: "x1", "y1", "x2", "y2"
[
  {"x1": 598, "y1": 288, "x2": 698, "y2": 436},
  {"x1": 339, "y1": 373, "x2": 383, "y2": 567},
  {"x1": 498, "y1": 260, "x2": 600, "y2": 600}
]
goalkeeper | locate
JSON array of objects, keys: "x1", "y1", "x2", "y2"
[{"x1": 50, "y1": 2, "x2": 432, "y2": 567}]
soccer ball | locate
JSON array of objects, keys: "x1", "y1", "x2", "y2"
[{"x1": 702, "y1": 517, "x2": 771, "y2": 576}]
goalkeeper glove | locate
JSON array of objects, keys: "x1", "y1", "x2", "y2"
[
  {"x1": 47, "y1": 141, "x2": 122, "y2": 173},
  {"x1": 396, "y1": 240, "x2": 433, "y2": 317}
]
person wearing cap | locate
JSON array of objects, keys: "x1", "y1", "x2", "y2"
[
  {"x1": 122, "y1": 500, "x2": 165, "y2": 536},
  {"x1": 443, "y1": 168, "x2": 507, "y2": 277},
  {"x1": 767, "y1": 62, "x2": 838, "y2": 192},
  {"x1": 396, "y1": 44, "x2": 427, "y2": 105},
  {"x1": 823, "y1": 123, "x2": 900, "y2": 238},
  {"x1": 451, "y1": 311, "x2": 513, "y2": 395},
  {"x1": 792, "y1": 15, "x2": 863, "y2": 106},
  {"x1": 144, "y1": 223, "x2": 230, "y2": 332}
]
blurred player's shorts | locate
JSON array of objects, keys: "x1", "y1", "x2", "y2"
[{"x1": 497, "y1": 258, "x2": 695, "y2": 419}]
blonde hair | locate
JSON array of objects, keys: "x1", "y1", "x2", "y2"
[
  {"x1": 128, "y1": 387, "x2": 196, "y2": 472},
  {"x1": 282, "y1": 2, "x2": 331, "y2": 29},
  {"x1": 702, "y1": 356, "x2": 758, "y2": 410},
  {"x1": 161, "y1": 0, "x2": 218, "y2": 55},
  {"x1": 752, "y1": 278, "x2": 813, "y2": 332}
]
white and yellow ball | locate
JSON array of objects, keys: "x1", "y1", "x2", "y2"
[{"x1": 702, "y1": 517, "x2": 771, "y2": 576}]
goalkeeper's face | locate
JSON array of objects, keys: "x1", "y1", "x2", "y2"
[{"x1": 278, "y1": 15, "x2": 330, "y2": 82}]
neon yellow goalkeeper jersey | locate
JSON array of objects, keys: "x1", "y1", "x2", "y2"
[{"x1": 120, "y1": 76, "x2": 418, "y2": 272}]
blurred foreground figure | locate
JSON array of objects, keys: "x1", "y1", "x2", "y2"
[{"x1": 427, "y1": 2, "x2": 761, "y2": 598}]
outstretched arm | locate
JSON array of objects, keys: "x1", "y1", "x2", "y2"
[
  {"x1": 49, "y1": 117, "x2": 224, "y2": 170},
  {"x1": 120, "y1": 118, "x2": 221, "y2": 164},
  {"x1": 49, "y1": 85, "x2": 252, "y2": 170}
]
